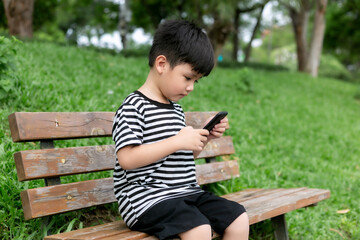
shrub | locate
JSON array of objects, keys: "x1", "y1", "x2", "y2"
[
  {"x1": 33, "y1": 23, "x2": 66, "y2": 44},
  {"x1": 318, "y1": 54, "x2": 352, "y2": 81},
  {"x1": 121, "y1": 44, "x2": 151, "y2": 58},
  {"x1": 270, "y1": 45, "x2": 353, "y2": 81},
  {"x1": 354, "y1": 87, "x2": 360, "y2": 101},
  {"x1": 0, "y1": 36, "x2": 21, "y2": 103}
]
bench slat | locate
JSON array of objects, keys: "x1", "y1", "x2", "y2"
[
  {"x1": 43, "y1": 221, "x2": 129, "y2": 240},
  {"x1": 21, "y1": 161, "x2": 239, "y2": 220},
  {"x1": 44, "y1": 187, "x2": 330, "y2": 240},
  {"x1": 71, "y1": 229, "x2": 144, "y2": 240},
  {"x1": 92, "y1": 231, "x2": 149, "y2": 240},
  {"x1": 196, "y1": 160, "x2": 239, "y2": 185},
  {"x1": 8, "y1": 112, "x2": 114, "y2": 142},
  {"x1": 184, "y1": 112, "x2": 217, "y2": 129},
  {"x1": 21, "y1": 178, "x2": 115, "y2": 220},
  {"x1": 15, "y1": 137, "x2": 234, "y2": 181},
  {"x1": 9, "y1": 112, "x2": 222, "y2": 142},
  {"x1": 14, "y1": 145, "x2": 115, "y2": 181},
  {"x1": 223, "y1": 188, "x2": 331, "y2": 225}
]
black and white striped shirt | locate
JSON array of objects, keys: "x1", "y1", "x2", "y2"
[{"x1": 112, "y1": 91, "x2": 203, "y2": 227}]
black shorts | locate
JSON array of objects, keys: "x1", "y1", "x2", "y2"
[{"x1": 130, "y1": 191, "x2": 246, "y2": 240}]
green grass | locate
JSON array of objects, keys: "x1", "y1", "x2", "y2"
[{"x1": 1, "y1": 41, "x2": 360, "y2": 239}]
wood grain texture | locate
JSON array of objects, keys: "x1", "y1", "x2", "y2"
[
  {"x1": 8, "y1": 112, "x2": 114, "y2": 142},
  {"x1": 8, "y1": 112, "x2": 225, "y2": 142},
  {"x1": 43, "y1": 221, "x2": 129, "y2": 240},
  {"x1": 222, "y1": 188, "x2": 331, "y2": 225},
  {"x1": 15, "y1": 137, "x2": 234, "y2": 181},
  {"x1": 44, "y1": 188, "x2": 330, "y2": 240},
  {"x1": 14, "y1": 145, "x2": 116, "y2": 181},
  {"x1": 195, "y1": 160, "x2": 239, "y2": 185},
  {"x1": 21, "y1": 161, "x2": 239, "y2": 220},
  {"x1": 184, "y1": 111, "x2": 217, "y2": 129},
  {"x1": 21, "y1": 178, "x2": 115, "y2": 220}
]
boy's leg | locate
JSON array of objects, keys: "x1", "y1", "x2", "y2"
[
  {"x1": 130, "y1": 194, "x2": 212, "y2": 240},
  {"x1": 223, "y1": 212, "x2": 249, "y2": 240},
  {"x1": 195, "y1": 191, "x2": 248, "y2": 238},
  {"x1": 178, "y1": 224, "x2": 212, "y2": 240}
]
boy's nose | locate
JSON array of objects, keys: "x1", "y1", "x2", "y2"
[{"x1": 186, "y1": 83, "x2": 194, "y2": 92}]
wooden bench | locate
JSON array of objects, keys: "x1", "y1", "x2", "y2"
[{"x1": 8, "y1": 112, "x2": 330, "y2": 240}]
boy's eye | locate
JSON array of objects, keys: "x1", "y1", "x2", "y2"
[{"x1": 185, "y1": 76, "x2": 191, "y2": 80}]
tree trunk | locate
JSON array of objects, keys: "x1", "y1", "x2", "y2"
[
  {"x1": 289, "y1": 6, "x2": 309, "y2": 72},
  {"x1": 282, "y1": 0, "x2": 313, "y2": 72},
  {"x1": 305, "y1": 0, "x2": 327, "y2": 77},
  {"x1": 232, "y1": 7, "x2": 240, "y2": 61},
  {"x1": 232, "y1": 1, "x2": 268, "y2": 62},
  {"x1": 208, "y1": 18, "x2": 232, "y2": 65},
  {"x1": 244, "y1": 3, "x2": 267, "y2": 62},
  {"x1": 118, "y1": 0, "x2": 130, "y2": 50},
  {"x1": 3, "y1": 0, "x2": 34, "y2": 38}
]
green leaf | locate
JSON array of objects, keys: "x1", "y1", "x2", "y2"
[
  {"x1": 65, "y1": 218, "x2": 78, "y2": 232},
  {"x1": 0, "y1": 89, "x2": 7, "y2": 100}
]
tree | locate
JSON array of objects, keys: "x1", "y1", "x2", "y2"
[
  {"x1": 232, "y1": 0, "x2": 269, "y2": 61},
  {"x1": 305, "y1": 0, "x2": 327, "y2": 77},
  {"x1": 2, "y1": 0, "x2": 34, "y2": 38},
  {"x1": 56, "y1": 0, "x2": 119, "y2": 45},
  {"x1": 32, "y1": 0, "x2": 59, "y2": 32},
  {"x1": 324, "y1": 0, "x2": 360, "y2": 66},
  {"x1": 118, "y1": 0, "x2": 131, "y2": 49},
  {"x1": 243, "y1": 0, "x2": 270, "y2": 62},
  {"x1": 130, "y1": 0, "x2": 181, "y2": 32},
  {"x1": 1, "y1": 0, "x2": 62, "y2": 39},
  {"x1": 130, "y1": 0, "x2": 238, "y2": 62},
  {"x1": 280, "y1": 0, "x2": 327, "y2": 77},
  {"x1": 206, "y1": 2, "x2": 234, "y2": 62}
]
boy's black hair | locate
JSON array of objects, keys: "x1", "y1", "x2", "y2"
[{"x1": 149, "y1": 20, "x2": 214, "y2": 76}]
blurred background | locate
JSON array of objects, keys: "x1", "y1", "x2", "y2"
[{"x1": 1, "y1": 0, "x2": 359, "y2": 81}]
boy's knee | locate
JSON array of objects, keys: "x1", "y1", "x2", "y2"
[
  {"x1": 179, "y1": 224, "x2": 212, "y2": 240},
  {"x1": 224, "y1": 212, "x2": 249, "y2": 239}
]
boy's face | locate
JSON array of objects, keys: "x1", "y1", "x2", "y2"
[{"x1": 160, "y1": 62, "x2": 203, "y2": 102}]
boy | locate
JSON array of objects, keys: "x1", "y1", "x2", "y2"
[{"x1": 112, "y1": 20, "x2": 249, "y2": 240}]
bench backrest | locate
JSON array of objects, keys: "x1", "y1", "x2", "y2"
[{"x1": 9, "y1": 112, "x2": 239, "y2": 220}]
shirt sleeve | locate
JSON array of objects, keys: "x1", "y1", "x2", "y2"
[{"x1": 112, "y1": 103, "x2": 144, "y2": 153}]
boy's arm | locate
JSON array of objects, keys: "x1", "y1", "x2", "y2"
[{"x1": 117, "y1": 126, "x2": 209, "y2": 170}]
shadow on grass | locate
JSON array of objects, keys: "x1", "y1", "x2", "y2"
[{"x1": 218, "y1": 61, "x2": 289, "y2": 72}]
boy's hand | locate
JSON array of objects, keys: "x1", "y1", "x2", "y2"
[
  {"x1": 205, "y1": 117, "x2": 229, "y2": 139},
  {"x1": 177, "y1": 126, "x2": 209, "y2": 151}
]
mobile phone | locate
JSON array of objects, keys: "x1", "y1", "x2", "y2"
[{"x1": 203, "y1": 111, "x2": 228, "y2": 131}]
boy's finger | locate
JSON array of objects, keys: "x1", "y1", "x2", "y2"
[
  {"x1": 220, "y1": 117, "x2": 228, "y2": 123},
  {"x1": 200, "y1": 136, "x2": 208, "y2": 142},
  {"x1": 220, "y1": 117, "x2": 229, "y2": 129},
  {"x1": 198, "y1": 129, "x2": 210, "y2": 135},
  {"x1": 213, "y1": 127, "x2": 226, "y2": 133},
  {"x1": 210, "y1": 131, "x2": 222, "y2": 138},
  {"x1": 214, "y1": 123, "x2": 228, "y2": 130}
]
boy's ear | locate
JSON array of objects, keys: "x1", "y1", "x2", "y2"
[{"x1": 154, "y1": 55, "x2": 168, "y2": 74}]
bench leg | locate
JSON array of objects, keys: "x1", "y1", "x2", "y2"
[
  {"x1": 271, "y1": 214, "x2": 289, "y2": 240},
  {"x1": 41, "y1": 216, "x2": 52, "y2": 236}
]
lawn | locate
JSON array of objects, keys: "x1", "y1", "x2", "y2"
[{"x1": 1, "y1": 41, "x2": 359, "y2": 239}]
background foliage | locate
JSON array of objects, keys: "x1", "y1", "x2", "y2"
[
  {"x1": 0, "y1": 36, "x2": 21, "y2": 101},
  {"x1": 1, "y1": 0, "x2": 359, "y2": 81}
]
